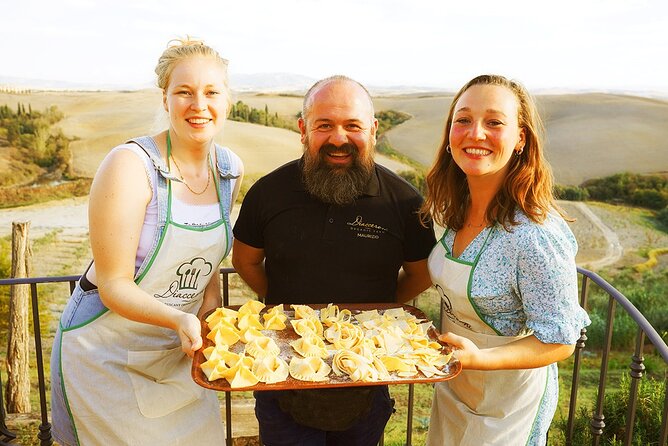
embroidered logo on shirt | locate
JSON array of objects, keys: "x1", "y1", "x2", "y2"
[
  {"x1": 346, "y1": 215, "x2": 388, "y2": 240},
  {"x1": 154, "y1": 257, "x2": 213, "y2": 307}
]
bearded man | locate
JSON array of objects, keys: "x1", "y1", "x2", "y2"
[{"x1": 232, "y1": 75, "x2": 436, "y2": 446}]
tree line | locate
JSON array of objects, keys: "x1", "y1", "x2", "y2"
[
  {"x1": 228, "y1": 101, "x2": 299, "y2": 132},
  {"x1": 228, "y1": 101, "x2": 413, "y2": 137},
  {"x1": 0, "y1": 103, "x2": 72, "y2": 186},
  {"x1": 555, "y1": 172, "x2": 668, "y2": 227}
]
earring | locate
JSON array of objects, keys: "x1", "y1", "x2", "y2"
[
  {"x1": 446, "y1": 145, "x2": 452, "y2": 154},
  {"x1": 515, "y1": 147, "x2": 524, "y2": 156}
]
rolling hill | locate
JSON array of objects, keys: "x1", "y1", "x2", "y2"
[{"x1": 1, "y1": 89, "x2": 667, "y2": 184}]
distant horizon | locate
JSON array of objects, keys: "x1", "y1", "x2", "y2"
[
  {"x1": 2, "y1": 73, "x2": 668, "y2": 100},
  {"x1": 4, "y1": 0, "x2": 667, "y2": 100}
]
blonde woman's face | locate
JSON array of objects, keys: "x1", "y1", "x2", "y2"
[
  {"x1": 449, "y1": 84, "x2": 525, "y2": 182},
  {"x1": 163, "y1": 56, "x2": 229, "y2": 146}
]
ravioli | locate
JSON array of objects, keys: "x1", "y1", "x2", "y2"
[
  {"x1": 263, "y1": 312, "x2": 287, "y2": 330},
  {"x1": 238, "y1": 299, "x2": 266, "y2": 316},
  {"x1": 289, "y1": 356, "x2": 331, "y2": 382},
  {"x1": 291, "y1": 304, "x2": 317, "y2": 320},
  {"x1": 245, "y1": 336, "x2": 280, "y2": 358},
  {"x1": 252, "y1": 355, "x2": 289, "y2": 384},
  {"x1": 205, "y1": 307, "x2": 239, "y2": 329},
  {"x1": 202, "y1": 303, "x2": 452, "y2": 388},
  {"x1": 226, "y1": 356, "x2": 260, "y2": 388},
  {"x1": 207, "y1": 324, "x2": 240, "y2": 347},
  {"x1": 237, "y1": 313, "x2": 264, "y2": 331},
  {"x1": 239, "y1": 327, "x2": 265, "y2": 344},
  {"x1": 263, "y1": 305, "x2": 288, "y2": 330},
  {"x1": 290, "y1": 334, "x2": 328, "y2": 358}
]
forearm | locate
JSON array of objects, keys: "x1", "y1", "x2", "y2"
[
  {"x1": 198, "y1": 273, "x2": 223, "y2": 318},
  {"x1": 396, "y1": 259, "x2": 432, "y2": 303},
  {"x1": 232, "y1": 240, "x2": 268, "y2": 299},
  {"x1": 460, "y1": 335, "x2": 575, "y2": 370},
  {"x1": 235, "y1": 263, "x2": 268, "y2": 299},
  {"x1": 98, "y1": 278, "x2": 184, "y2": 331}
]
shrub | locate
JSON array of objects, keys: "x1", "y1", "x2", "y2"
[
  {"x1": 0, "y1": 178, "x2": 92, "y2": 209},
  {"x1": 657, "y1": 206, "x2": 668, "y2": 227},
  {"x1": 631, "y1": 189, "x2": 668, "y2": 210},
  {"x1": 376, "y1": 110, "x2": 411, "y2": 135},
  {"x1": 560, "y1": 374, "x2": 664, "y2": 445},
  {"x1": 584, "y1": 268, "x2": 668, "y2": 349},
  {"x1": 555, "y1": 184, "x2": 590, "y2": 201},
  {"x1": 398, "y1": 170, "x2": 426, "y2": 196},
  {"x1": 581, "y1": 173, "x2": 668, "y2": 210},
  {"x1": 585, "y1": 311, "x2": 637, "y2": 350}
]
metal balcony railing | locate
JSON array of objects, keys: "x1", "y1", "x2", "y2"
[{"x1": 0, "y1": 267, "x2": 666, "y2": 446}]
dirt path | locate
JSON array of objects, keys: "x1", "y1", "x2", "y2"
[
  {"x1": 1, "y1": 198, "x2": 623, "y2": 271},
  {"x1": 570, "y1": 202, "x2": 624, "y2": 269},
  {"x1": 0, "y1": 196, "x2": 90, "y2": 239}
]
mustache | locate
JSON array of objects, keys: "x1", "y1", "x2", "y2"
[{"x1": 319, "y1": 142, "x2": 358, "y2": 156}]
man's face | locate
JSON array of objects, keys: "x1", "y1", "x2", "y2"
[{"x1": 299, "y1": 80, "x2": 378, "y2": 205}]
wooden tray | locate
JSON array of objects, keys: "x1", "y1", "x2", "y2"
[{"x1": 192, "y1": 303, "x2": 461, "y2": 391}]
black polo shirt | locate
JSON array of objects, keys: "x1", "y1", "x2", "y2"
[{"x1": 233, "y1": 158, "x2": 436, "y2": 304}]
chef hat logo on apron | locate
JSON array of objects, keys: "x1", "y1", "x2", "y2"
[
  {"x1": 176, "y1": 257, "x2": 213, "y2": 290},
  {"x1": 153, "y1": 256, "x2": 214, "y2": 303},
  {"x1": 435, "y1": 284, "x2": 472, "y2": 330}
]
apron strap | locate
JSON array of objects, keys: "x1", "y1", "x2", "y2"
[
  {"x1": 126, "y1": 137, "x2": 237, "y2": 272},
  {"x1": 126, "y1": 136, "x2": 172, "y2": 280},
  {"x1": 127, "y1": 136, "x2": 172, "y2": 231}
]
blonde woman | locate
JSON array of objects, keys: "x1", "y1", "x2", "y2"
[
  {"x1": 50, "y1": 38, "x2": 243, "y2": 445},
  {"x1": 421, "y1": 75, "x2": 589, "y2": 445}
]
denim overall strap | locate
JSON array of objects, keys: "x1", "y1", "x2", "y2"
[
  {"x1": 214, "y1": 144, "x2": 238, "y2": 258},
  {"x1": 214, "y1": 145, "x2": 238, "y2": 221},
  {"x1": 127, "y1": 136, "x2": 172, "y2": 279}
]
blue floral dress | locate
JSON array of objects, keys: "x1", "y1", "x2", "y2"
[{"x1": 427, "y1": 211, "x2": 591, "y2": 445}]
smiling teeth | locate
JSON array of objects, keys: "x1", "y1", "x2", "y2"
[
  {"x1": 465, "y1": 148, "x2": 490, "y2": 156},
  {"x1": 189, "y1": 118, "x2": 209, "y2": 124}
]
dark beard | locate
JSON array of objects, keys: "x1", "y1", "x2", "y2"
[{"x1": 302, "y1": 142, "x2": 374, "y2": 206}]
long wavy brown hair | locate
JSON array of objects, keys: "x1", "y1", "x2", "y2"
[{"x1": 420, "y1": 74, "x2": 566, "y2": 230}]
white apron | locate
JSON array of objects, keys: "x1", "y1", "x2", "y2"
[
  {"x1": 426, "y1": 229, "x2": 549, "y2": 446},
  {"x1": 58, "y1": 149, "x2": 229, "y2": 445}
]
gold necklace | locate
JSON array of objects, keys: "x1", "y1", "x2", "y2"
[
  {"x1": 466, "y1": 222, "x2": 486, "y2": 228},
  {"x1": 170, "y1": 152, "x2": 211, "y2": 195}
]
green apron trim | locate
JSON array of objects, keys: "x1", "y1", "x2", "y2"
[
  {"x1": 170, "y1": 219, "x2": 225, "y2": 231},
  {"x1": 525, "y1": 364, "x2": 551, "y2": 446},
  {"x1": 440, "y1": 231, "x2": 476, "y2": 267},
  {"x1": 135, "y1": 218, "x2": 169, "y2": 285},
  {"x1": 211, "y1": 159, "x2": 232, "y2": 259},
  {"x1": 60, "y1": 308, "x2": 110, "y2": 333},
  {"x1": 165, "y1": 131, "x2": 227, "y2": 231},
  {"x1": 135, "y1": 132, "x2": 230, "y2": 283},
  {"x1": 440, "y1": 226, "x2": 502, "y2": 335},
  {"x1": 58, "y1": 322, "x2": 82, "y2": 446},
  {"x1": 466, "y1": 227, "x2": 502, "y2": 335}
]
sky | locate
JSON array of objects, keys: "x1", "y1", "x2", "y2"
[{"x1": 1, "y1": 0, "x2": 667, "y2": 94}]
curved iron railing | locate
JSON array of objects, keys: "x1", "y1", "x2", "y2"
[
  {"x1": 0, "y1": 267, "x2": 666, "y2": 446},
  {"x1": 567, "y1": 267, "x2": 668, "y2": 446}
]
